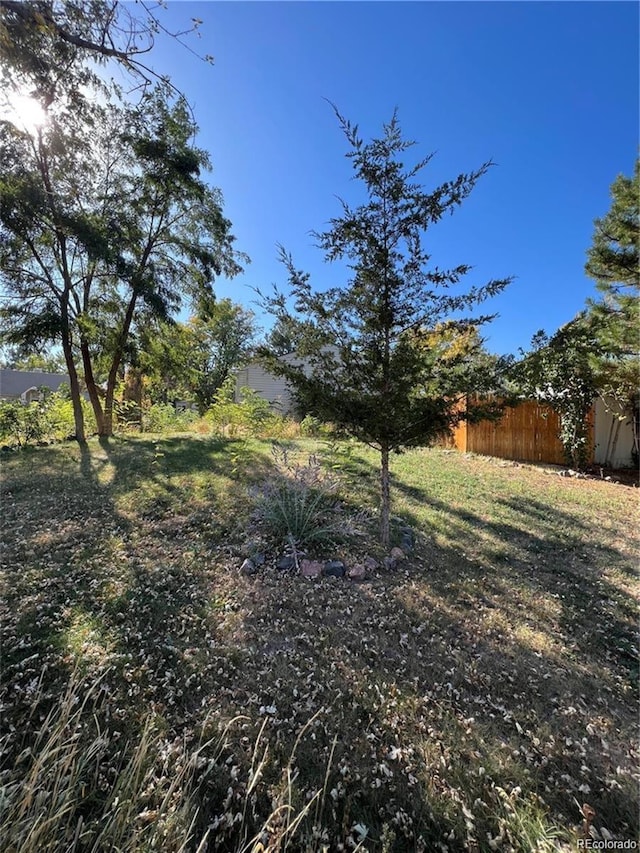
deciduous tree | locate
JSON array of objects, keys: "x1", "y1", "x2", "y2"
[
  {"x1": 139, "y1": 300, "x2": 257, "y2": 414},
  {"x1": 0, "y1": 86, "x2": 244, "y2": 439},
  {"x1": 513, "y1": 316, "x2": 599, "y2": 469}
]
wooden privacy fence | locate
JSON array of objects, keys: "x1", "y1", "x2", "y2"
[{"x1": 448, "y1": 399, "x2": 595, "y2": 466}]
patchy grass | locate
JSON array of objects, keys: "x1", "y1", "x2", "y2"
[{"x1": 1, "y1": 436, "x2": 637, "y2": 852}]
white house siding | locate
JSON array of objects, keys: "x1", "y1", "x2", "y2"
[
  {"x1": 593, "y1": 397, "x2": 636, "y2": 467},
  {"x1": 234, "y1": 364, "x2": 294, "y2": 414}
]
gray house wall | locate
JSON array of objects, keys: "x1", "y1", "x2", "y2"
[{"x1": 0, "y1": 369, "x2": 70, "y2": 402}]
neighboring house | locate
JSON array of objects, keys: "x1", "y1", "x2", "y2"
[
  {"x1": 233, "y1": 362, "x2": 294, "y2": 414},
  {"x1": 233, "y1": 348, "x2": 344, "y2": 415},
  {"x1": 233, "y1": 352, "x2": 309, "y2": 415},
  {"x1": 0, "y1": 369, "x2": 70, "y2": 404}
]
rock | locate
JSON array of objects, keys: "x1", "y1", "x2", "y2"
[
  {"x1": 251, "y1": 552, "x2": 266, "y2": 566},
  {"x1": 363, "y1": 556, "x2": 379, "y2": 571},
  {"x1": 384, "y1": 548, "x2": 405, "y2": 571},
  {"x1": 347, "y1": 563, "x2": 367, "y2": 581},
  {"x1": 400, "y1": 528, "x2": 415, "y2": 552},
  {"x1": 240, "y1": 558, "x2": 256, "y2": 576},
  {"x1": 323, "y1": 559, "x2": 346, "y2": 578},
  {"x1": 300, "y1": 559, "x2": 323, "y2": 578},
  {"x1": 276, "y1": 555, "x2": 296, "y2": 571}
]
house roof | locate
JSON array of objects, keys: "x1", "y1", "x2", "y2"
[{"x1": 0, "y1": 369, "x2": 70, "y2": 398}]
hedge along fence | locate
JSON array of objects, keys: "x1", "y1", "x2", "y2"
[{"x1": 447, "y1": 399, "x2": 595, "y2": 466}]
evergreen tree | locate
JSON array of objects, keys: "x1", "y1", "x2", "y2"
[
  {"x1": 260, "y1": 109, "x2": 511, "y2": 546},
  {"x1": 585, "y1": 159, "x2": 639, "y2": 461}
]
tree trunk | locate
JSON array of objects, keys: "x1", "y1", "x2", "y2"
[
  {"x1": 631, "y1": 398, "x2": 640, "y2": 466},
  {"x1": 80, "y1": 338, "x2": 105, "y2": 436},
  {"x1": 380, "y1": 444, "x2": 391, "y2": 548},
  {"x1": 607, "y1": 418, "x2": 621, "y2": 468},
  {"x1": 603, "y1": 415, "x2": 616, "y2": 468},
  {"x1": 60, "y1": 330, "x2": 85, "y2": 443},
  {"x1": 123, "y1": 366, "x2": 143, "y2": 430},
  {"x1": 103, "y1": 379, "x2": 117, "y2": 437},
  {"x1": 102, "y1": 292, "x2": 139, "y2": 437}
]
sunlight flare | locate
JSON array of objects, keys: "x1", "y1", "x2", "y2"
[{"x1": 1, "y1": 92, "x2": 48, "y2": 135}]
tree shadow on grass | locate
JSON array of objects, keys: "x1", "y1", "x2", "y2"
[
  {"x1": 1, "y1": 436, "x2": 276, "y2": 777},
  {"x1": 386, "y1": 478, "x2": 637, "y2": 682},
  {"x1": 231, "y1": 548, "x2": 638, "y2": 849},
  {"x1": 2, "y1": 438, "x2": 637, "y2": 850}
]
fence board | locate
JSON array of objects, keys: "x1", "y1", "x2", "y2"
[{"x1": 445, "y1": 400, "x2": 594, "y2": 466}]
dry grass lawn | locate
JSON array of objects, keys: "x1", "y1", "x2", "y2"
[{"x1": 1, "y1": 436, "x2": 637, "y2": 852}]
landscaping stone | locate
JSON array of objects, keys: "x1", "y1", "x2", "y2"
[
  {"x1": 300, "y1": 559, "x2": 323, "y2": 578},
  {"x1": 347, "y1": 563, "x2": 367, "y2": 581},
  {"x1": 323, "y1": 559, "x2": 346, "y2": 578},
  {"x1": 384, "y1": 548, "x2": 405, "y2": 571},
  {"x1": 276, "y1": 555, "x2": 296, "y2": 571},
  {"x1": 363, "y1": 556, "x2": 379, "y2": 571},
  {"x1": 400, "y1": 527, "x2": 415, "y2": 552},
  {"x1": 240, "y1": 558, "x2": 257, "y2": 576}
]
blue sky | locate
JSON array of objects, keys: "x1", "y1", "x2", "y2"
[{"x1": 148, "y1": 1, "x2": 638, "y2": 356}]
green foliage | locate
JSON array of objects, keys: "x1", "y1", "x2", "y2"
[
  {"x1": 0, "y1": 346, "x2": 66, "y2": 373},
  {"x1": 254, "y1": 444, "x2": 343, "y2": 550},
  {"x1": 299, "y1": 414, "x2": 325, "y2": 437},
  {"x1": 0, "y1": 18, "x2": 245, "y2": 440},
  {"x1": 140, "y1": 403, "x2": 197, "y2": 434},
  {"x1": 139, "y1": 300, "x2": 257, "y2": 414},
  {"x1": 205, "y1": 380, "x2": 294, "y2": 438},
  {"x1": 0, "y1": 1, "x2": 194, "y2": 94},
  {"x1": 262, "y1": 315, "x2": 299, "y2": 355},
  {"x1": 585, "y1": 159, "x2": 640, "y2": 461},
  {"x1": 0, "y1": 399, "x2": 48, "y2": 446},
  {"x1": 0, "y1": 391, "x2": 92, "y2": 446},
  {"x1": 585, "y1": 159, "x2": 639, "y2": 293},
  {"x1": 512, "y1": 317, "x2": 598, "y2": 469},
  {"x1": 259, "y1": 107, "x2": 511, "y2": 544}
]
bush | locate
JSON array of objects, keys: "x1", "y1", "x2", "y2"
[
  {"x1": 0, "y1": 392, "x2": 93, "y2": 446},
  {"x1": 140, "y1": 403, "x2": 197, "y2": 434},
  {"x1": 299, "y1": 414, "x2": 324, "y2": 437},
  {"x1": 207, "y1": 382, "x2": 299, "y2": 438}
]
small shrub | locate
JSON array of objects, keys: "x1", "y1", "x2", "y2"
[
  {"x1": 140, "y1": 403, "x2": 197, "y2": 434},
  {"x1": 0, "y1": 392, "x2": 93, "y2": 446},
  {"x1": 299, "y1": 414, "x2": 323, "y2": 437},
  {"x1": 207, "y1": 382, "x2": 299, "y2": 438}
]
